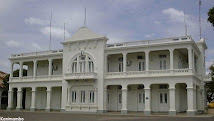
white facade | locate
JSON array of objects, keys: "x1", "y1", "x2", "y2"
[{"x1": 7, "y1": 27, "x2": 212, "y2": 115}]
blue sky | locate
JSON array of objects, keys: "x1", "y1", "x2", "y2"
[{"x1": 0, "y1": 0, "x2": 214, "y2": 73}]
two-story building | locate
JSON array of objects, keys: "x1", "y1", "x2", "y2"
[{"x1": 7, "y1": 27, "x2": 211, "y2": 115}]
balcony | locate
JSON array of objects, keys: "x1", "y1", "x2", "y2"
[
  {"x1": 105, "y1": 69, "x2": 196, "y2": 79},
  {"x1": 64, "y1": 72, "x2": 97, "y2": 80},
  {"x1": 106, "y1": 36, "x2": 192, "y2": 48},
  {"x1": 10, "y1": 49, "x2": 63, "y2": 58},
  {"x1": 204, "y1": 74, "x2": 212, "y2": 82},
  {"x1": 10, "y1": 75, "x2": 62, "y2": 82}
]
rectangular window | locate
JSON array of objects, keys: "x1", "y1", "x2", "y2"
[
  {"x1": 89, "y1": 91, "x2": 95, "y2": 103},
  {"x1": 72, "y1": 91, "x2": 76, "y2": 103},
  {"x1": 119, "y1": 62, "x2": 123, "y2": 72},
  {"x1": 138, "y1": 61, "x2": 145, "y2": 71},
  {"x1": 72, "y1": 63, "x2": 77, "y2": 73},
  {"x1": 139, "y1": 93, "x2": 142, "y2": 103},
  {"x1": 138, "y1": 62, "x2": 142, "y2": 71},
  {"x1": 89, "y1": 61, "x2": 94, "y2": 72},
  {"x1": 80, "y1": 91, "x2": 85, "y2": 103},
  {"x1": 143, "y1": 93, "x2": 145, "y2": 103},
  {"x1": 108, "y1": 94, "x2": 109, "y2": 103},
  {"x1": 164, "y1": 93, "x2": 167, "y2": 103},
  {"x1": 118, "y1": 93, "x2": 122, "y2": 103},
  {"x1": 160, "y1": 93, "x2": 163, "y2": 103}
]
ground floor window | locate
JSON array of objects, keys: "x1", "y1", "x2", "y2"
[
  {"x1": 89, "y1": 91, "x2": 95, "y2": 103},
  {"x1": 80, "y1": 91, "x2": 85, "y2": 103},
  {"x1": 72, "y1": 91, "x2": 77, "y2": 103}
]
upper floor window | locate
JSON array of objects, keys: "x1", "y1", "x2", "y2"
[
  {"x1": 71, "y1": 54, "x2": 95, "y2": 73},
  {"x1": 118, "y1": 58, "x2": 123, "y2": 72},
  {"x1": 159, "y1": 54, "x2": 166, "y2": 70}
]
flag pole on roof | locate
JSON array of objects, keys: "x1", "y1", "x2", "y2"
[
  {"x1": 84, "y1": 8, "x2": 86, "y2": 27},
  {"x1": 49, "y1": 12, "x2": 52, "y2": 51},
  {"x1": 184, "y1": 11, "x2": 187, "y2": 36},
  {"x1": 199, "y1": 0, "x2": 202, "y2": 39},
  {"x1": 64, "y1": 23, "x2": 66, "y2": 41}
]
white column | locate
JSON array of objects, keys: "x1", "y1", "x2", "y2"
[
  {"x1": 85, "y1": 55, "x2": 89, "y2": 72},
  {"x1": 7, "y1": 89, "x2": 13, "y2": 110},
  {"x1": 77, "y1": 56, "x2": 80, "y2": 73},
  {"x1": 192, "y1": 52, "x2": 195, "y2": 71},
  {"x1": 187, "y1": 86, "x2": 196, "y2": 115},
  {"x1": 144, "y1": 86, "x2": 151, "y2": 115},
  {"x1": 94, "y1": 88, "x2": 97, "y2": 105},
  {"x1": 48, "y1": 59, "x2": 53, "y2": 77},
  {"x1": 19, "y1": 62, "x2": 23, "y2": 77},
  {"x1": 66, "y1": 88, "x2": 71, "y2": 106},
  {"x1": 16, "y1": 88, "x2": 22, "y2": 111},
  {"x1": 188, "y1": 47, "x2": 193, "y2": 69},
  {"x1": 103, "y1": 87, "x2": 107, "y2": 111},
  {"x1": 169, "y1": 85, "x2": 176, "y2": 115},
  {"x1": 10, "y1": 62, "x2": 14, "y2": 78},
  {"x1": 122, "y1": 52, "x2": 127, "y2": 72},
  {"x1": 33, "y1": 60, "x2": 37, "y2": 77},
  {"x1": 145, "y1": 51, "x2": 150, "y2": 71},
  {"x1": 45, "y1": 87, "x2": 52, "y2": 112},
  {"x1": 169, "y1": 49, "x2": 174, "y2": 70},
  {"x1": 121, "y1": 86, "x2": 128, "y2": 114},
  {"x1": 30, "y1": 87, "x2": 36, "y2": 111}
]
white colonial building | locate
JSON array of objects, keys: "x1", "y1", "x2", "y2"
[{"x1": 7, "y1": 27, "x2": 211, "y2": 115}]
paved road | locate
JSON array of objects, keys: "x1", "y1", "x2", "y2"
[{"x1": 0, "y1": 111, "x2": 213, "y2": 121}]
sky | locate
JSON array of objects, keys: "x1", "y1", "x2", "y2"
[{"x1": 0, "y1": 0, "x2": 214, "y2": 73}]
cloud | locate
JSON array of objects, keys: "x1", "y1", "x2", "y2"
[
  {"x1": 40, "y1": 26, "x2": 70, "y2": 40},
  {"x1": 32, "y1": 43, "x2": 42, "y2": 50},
  {"x1": 162, "y1": 8, "x2": 185, "y2": 23},
  {"x1": 24, "y1": 17, "x2": 49, "y2": 25},
  {"x1": 144, "y1": 33, "x2": 155, "y2": 38},
  {"x1": 5, "y1": 40, "x2": 20, "y2": 48}
]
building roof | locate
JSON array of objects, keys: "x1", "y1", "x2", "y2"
[
  {"x1": 64, "y1": 27, "x2": 107, "y2": 42},
  {"x1": 0, "y1": 71, "x2": 7, "y2": 88}
]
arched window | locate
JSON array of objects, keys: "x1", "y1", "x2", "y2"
[{"x1": 71, "y1": 54, "x2": 95, "y2": 73}]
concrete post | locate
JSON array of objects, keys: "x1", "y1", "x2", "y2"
[
  {"x1": 169, "y1": 49, "x2": 174, "y2": 70},
  {"x1": 7, "y1": 89, "x2": 13, "y2": 110},
  {"x1": 48, "y1": 59, "x2": 53, "y2": 77},
  {"x1": 187, "y1": 86, "x2": 196, "y2": 115},
  {"x1": 145, "y1": 51, "x2": 150, "y2": 71},
  {"x1": 16, "y1": 88, "x2": 22, "y2": 111},
  {"x1": 10, "y1": 62, "x2": 13, "y2": 78},
  {"x1": 19, "y1": 62, "x2": 23, "y2": 78},
  {"x1": 122, "y1": 52, "x2": 127, "y2": 72},
  {"x1": 188, "y1": 47, "x2": 193, "y2": 69},
  {"x1": 30, "y1": 87, "x2": 37, "y2": 111},
  {"x1": 33, "y1": 60, "x2": 37, "y2": 77},
  {"x1": 66, "y1": 88, "x2": 71, "y2": 106},
  {"x1": 45, "y1": 87, "x2": 52, "y2": 112},
  {"x1": 144, "y1": 86, "x2": 151, "y2": 115},
  {"x1": 121, "y1": 87, "x2": 128, "y2": 114},
  {"x1": 168, "y1": 86, "x2": 176, "y2": 115}
]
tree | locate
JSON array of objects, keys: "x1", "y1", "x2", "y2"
[
  {"x1": 2, "y1": 69, "x2": 27, "y2": 90},
  {"x1": 206, "y1": 65, "x2": 214, "y2": 103},
  {"x1": 208, "y1": 7, "x2": 214, "y2": 27}
]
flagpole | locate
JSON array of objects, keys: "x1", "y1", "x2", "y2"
[{"x1": 49, "y1": 12, "x2": 52, "y2": 51}]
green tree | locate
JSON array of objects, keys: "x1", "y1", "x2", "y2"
[
  {"x1": 206, "y1": 65, "x2": 214, "y2": 103},
  {"x1": 3, "y1": 69, "x2": 27, "y2": 90},
  {"x1": 208, "y1": 7, "x2": 214, "y2": 27}
]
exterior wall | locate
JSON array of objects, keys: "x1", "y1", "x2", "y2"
[
  {"x1": 7, "y1": 32, "x2": 209, "y2": 115},
  {"x1": 51, "y1": 87, "x2": 62, "y2": 109}
]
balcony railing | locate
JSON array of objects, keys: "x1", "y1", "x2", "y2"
[
  {"x1": 106, "y1": 69, "x2": 194, "y2": 79},
  {"x1": 64, "y1": 72, "x2": 97, "y2": 80},
  {"x1": 106, "y1": 36, "x2": 192, "y2": 48},
  {"x1": 10, "y1": 75, "x2": 62, "y2": 82},
  {"x1": 204, "y1": 74, "x2": 212, "y2": 82},
  {"x1": 11, "y1": 49, "x2": 63, "y2": 58}
]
